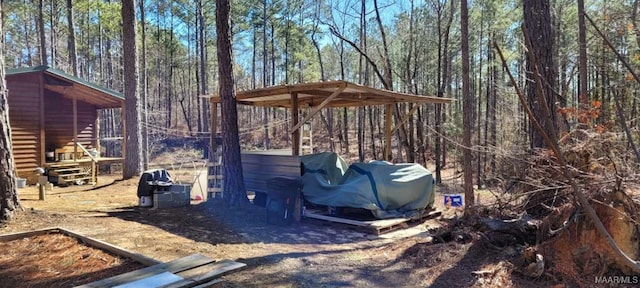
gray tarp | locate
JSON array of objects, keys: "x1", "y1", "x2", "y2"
[{"x1": 300, "y1": 152, "x2": 435, "y2": 219}]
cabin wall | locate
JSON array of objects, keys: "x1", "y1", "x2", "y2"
[
  {"x1": 6, "y1": 73, "x2": 42, "y2": 182},
  {"x1": 44, "y1": 91, "x2": 97, "y2": 152}
]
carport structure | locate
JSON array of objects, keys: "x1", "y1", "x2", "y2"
[{"x1": 208, "y1": 80, "x2": 452, "y2": 160}]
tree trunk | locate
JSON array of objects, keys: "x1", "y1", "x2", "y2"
[
  {"x1": 523, "y1": 0, "x2": 557, "y2": 148},
  {"x1": 122, "y1": 0, "x2": 142, "y2": 179},
  {"x1": 577, "y1": 0, "x2": 588, "y2": 106},
  {"x1": 66, "y1": 0, "x2": 77, "y2": 75},
  {"x1": 38, "y1": 0, "x2": 47, "y2": 66},
  {"x1": 49, "y1": 0, "x2": 57, "y2": 68},
  {"x1": 0, "y1": 2, "x2": 21, "y2": 222},
  {"x1": 139, "y1": 0, "x2": 148, "y2": 170},
  {"x1": 461, "y1": 0, "x2": 474, "y2": 210},
  {"x1": 216, "y1": 0, "x2": 248, "y2": 207},
  {"x1": 262, "y1": 0, "x2": 269, "y2": 150},
  {"x1": 198, "y1": 0, "x2": 209, "y2": 158}
]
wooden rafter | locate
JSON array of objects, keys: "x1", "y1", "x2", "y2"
[
  {"x1": 208, "y1": 80, "x2": 452, "y2": 108},
  {"x1": 207, "y1": 80, "x2": 452, "y2": 158}
]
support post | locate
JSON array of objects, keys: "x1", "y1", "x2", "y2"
[
  {"x1": 95, "y1": 112, "x2": 101, "y2": 155},
  {"x1": 385, "y1": 104, "x2": 392, "y2": 161},
  {"x1": 38, "y1": 184, "x2": 46, "y2": 201},
  {"x1": 289, "y1": 85, "x2": 346, "y2": 134},
  {"x1": 39, "y1": 72, "x2": 45, "y2": 166},
  {"x1": 73, "y1": 94, "x2": 78, "y2": 161},
  {"x1": 291, "y1": 92, "x2": 300, "y2": 156}
]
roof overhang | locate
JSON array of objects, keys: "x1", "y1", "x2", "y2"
[
  {"x1": 7, "y1": 66, "x2": 124, "y2": 109},
  {"x1": 207, "y1": 80, "x2": 452, "y2": 108}
]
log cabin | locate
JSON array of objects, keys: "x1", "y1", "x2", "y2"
[{"x1": 6, "y1": 66, "x2": 124, "y2": 185}]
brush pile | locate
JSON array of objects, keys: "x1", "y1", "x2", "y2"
[{"x1": 479, "y1": 129, "x2": 640, "y2": 286}]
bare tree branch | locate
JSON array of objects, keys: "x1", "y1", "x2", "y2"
[
  {"x1": 495, "y1": 42, "x2": 640, "y2": 274},
  {"x1": 328, "y1": 26, "x2": 388, "y2": 89}
]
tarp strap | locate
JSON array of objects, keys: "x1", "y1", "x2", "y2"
[{"x1": 349, "y1": 165, "x2": 385, "y2": 210}]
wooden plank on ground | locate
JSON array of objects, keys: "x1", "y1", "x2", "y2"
[
  {"x1": 76, "y1": 254, "x2": 214, "y2": 288},
  {"x1": 410, "y1": 210, "x2": 442, "y2": 222},
  {"x1": 304, "y1": 209, "x2": 442, "y2": 235},
  {"x1": 0, "y1": 227, "x2": 59, "y2": 242},
  {"x1": 303, "y1": 210, "x2": 372, "y2": 227},
  {"x1": 60, "y1": 228, "x2": 160, "y2": 267},
  {"x1": 161, "y1": 259, "x2": 247, "y2": 288}
]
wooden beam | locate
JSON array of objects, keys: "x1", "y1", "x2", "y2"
[
  {"x1": 95, "y1": 112, "x2": 101, "y2": 157},
  {"x1": 345, "y1": 82, "x2": 452, "y2": 104},
  {"x1": 59, "y1": 228, "x2": 160, "y2": 267},
  {"x1": 391, "y1": 104, "x2": 420, "y2": 134},
  {"x1": 76, "y1": 254, "x2": 212, "y2": 288},
  {"x1": 0, "y1": 227, "x2": 160, "y2": 266},
  {"x1": 385, "y1": 104, "x2": 392, "y2": 161},
  {"x1": 291, "y1": 92, "x2": 300, "y2": 156},
  {"x1": 289, "y1": 84, "x2": 346, "y2": 134},
  {"x1": 73, "y1": 92, "x2": 78, "y2": 161},
  {"x1": 0, "y1": 227, "x2": 59, "y2": 242}
]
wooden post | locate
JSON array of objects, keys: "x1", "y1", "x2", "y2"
[
  {"x1": 291, "y1": 92, "x2": 300, "y2": 156},
  {"x1": 95, "y1": 111, "x2": 101, "y2": 154},
  {"x1": 39, "y1": 72, "x2": 46, "y2": 166},
  {"x1": 289, "y1": 85, "x2": 345, "y2": 133},
  {"x1": 94, "y1": 111, "x2": 100, "y2": 184},
  {"x1": 385, "y1": 104, "x2": 392, "y2": 161},
  {"x1": 38, "y1": 183, "x2": 46, "y2": 200},
  {"x1": 92, "y1": 161, "x2": 97, "y2": 185},
  {"x1": 73, "y1": 94, "x2": 78, "y2": 161},
  {"x1": 294, "y1": 188, "x2": 302, "y2": 222}
]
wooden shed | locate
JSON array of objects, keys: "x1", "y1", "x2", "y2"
[{"x1": 6, "y1": 66, "x2": 124, "y2": 184}]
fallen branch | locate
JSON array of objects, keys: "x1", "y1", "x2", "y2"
[
  {"x1": 479, "y1": 213, "x2": 540, "y2": 234},
  {"x1": 494, "y1": 40, "x2": 640, "y2": 273}
]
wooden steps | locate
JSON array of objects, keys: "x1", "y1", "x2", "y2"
[
  {"x1": 53, "y1": 168, "x2": 82, "y2": 173},
  {"x1": 46, "y1": 162, "x2": 81, "y2": 168},
  {"x1": 77, "y1": 254, "x2": 246, "y2": 288},
  {"x1": 45, "y1": 162, "x2": 91, "y2": 185}
]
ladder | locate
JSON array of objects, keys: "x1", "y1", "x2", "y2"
[
  {"x1": 300, "y1": 122, "x2": 313, "y2": 155},
  {"x1": 207, "y1": 148, "x2": 224, "y2": 199}
]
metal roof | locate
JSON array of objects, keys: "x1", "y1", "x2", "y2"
[{"x1": 6, "y1": 65, "x2": 124, "y2": 108}]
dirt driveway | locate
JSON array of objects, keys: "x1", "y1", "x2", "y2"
[{"x1": 1, "y1": 175, "x2": 531, "y2": 287}]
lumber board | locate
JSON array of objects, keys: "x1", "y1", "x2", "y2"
[
  {"x1": 59, "y1": 228, "x2": 161, "y2": 267},
  {"x1": 0, "y1": 227, "x2": 161, "y2": 269},
  {"x1": 0, "y1": 227, "x2": 60, "y2": 242},
  {"x1": 303, "y1": 211, "x2": 377, "y2": 227},
  {"x1": 76, "y1": 254, "x2": 214, "y2": 288},
  {"x1": 161, "y1": 260, "x2": 247, "y2": 288},
  {"x1": 304, "y1": 209, "x2": 442, "y2": 235}
]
